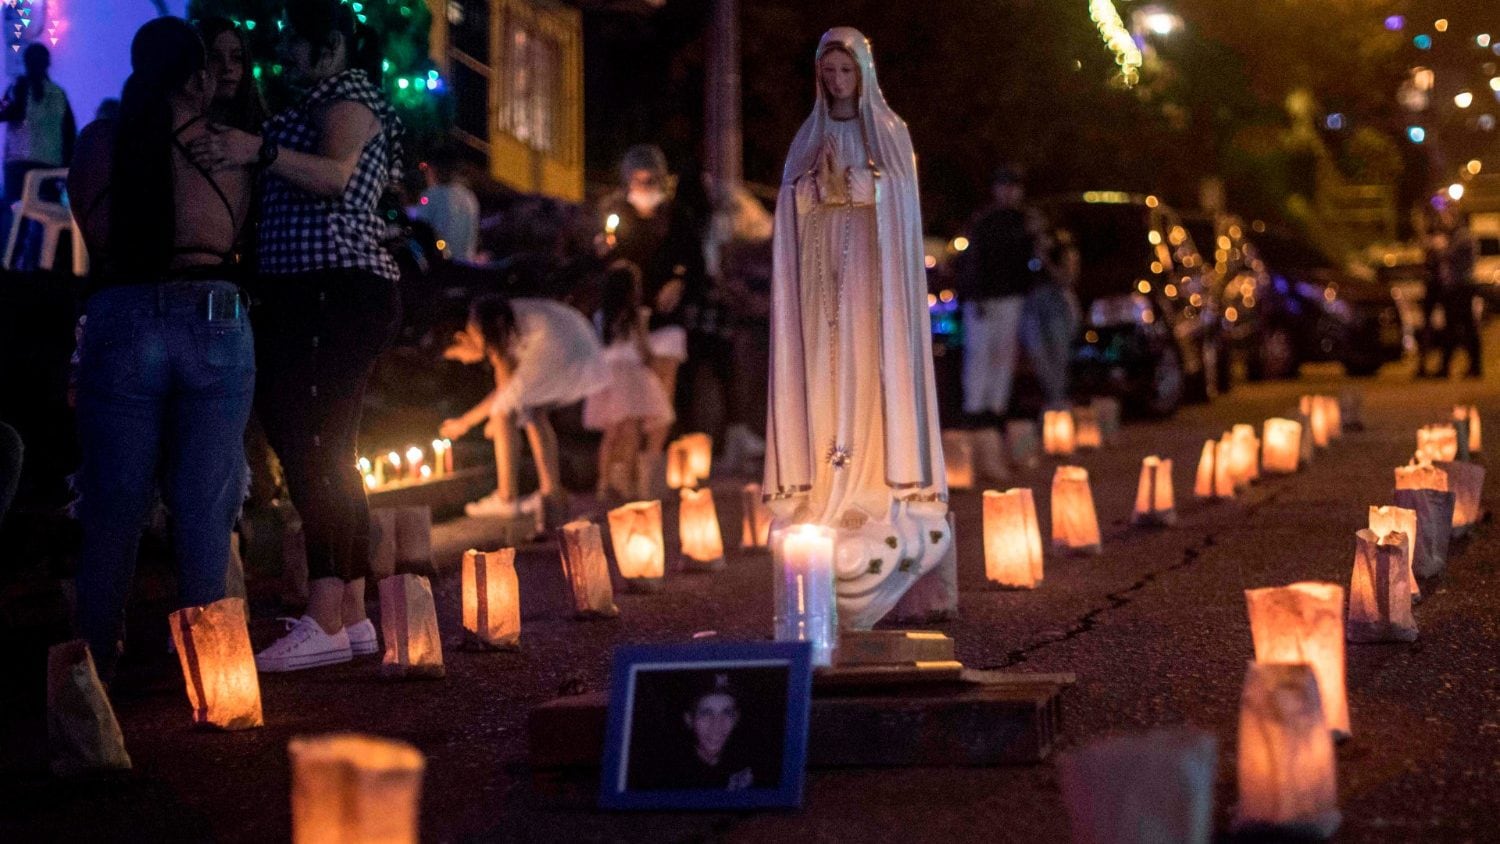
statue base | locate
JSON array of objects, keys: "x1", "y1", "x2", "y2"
[
  {"x1": 527, "y1": 663, "x2": 1072, "y2": 800},
  {"x1": 882, "y1": 513, "x2": 959, "y2": 624},
  {"x1": 815, "y1": 629, "x2": 963, "y2": 687}
]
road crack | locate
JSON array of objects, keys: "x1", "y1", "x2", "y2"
[{"x1": 985, "y1": 484, "x2": 1288, "y2": 669}]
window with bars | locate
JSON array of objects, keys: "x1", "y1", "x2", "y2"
[{"x1": 499, "y1": 17, "x2": 561, "y2": 155}]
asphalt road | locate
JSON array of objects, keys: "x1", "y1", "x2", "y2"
[{"x1": 3, "y1": 347, "x2": 1497, "y2": 843}]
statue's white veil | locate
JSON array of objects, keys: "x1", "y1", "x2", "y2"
[{"x1": 765, "y1": 26, "x2": 946, "y2": 498}]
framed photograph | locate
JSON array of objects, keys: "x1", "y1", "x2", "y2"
[{"x1": 599, "y1": 641, "x2": 814, "y2": 810}]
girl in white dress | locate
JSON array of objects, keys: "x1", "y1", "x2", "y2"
[
  {"x1": 584, "y1": 262, "x2": 686, "y2": 499},
  {"x1": 442, "y1": 294, "x2": 606, "y2": 524}
]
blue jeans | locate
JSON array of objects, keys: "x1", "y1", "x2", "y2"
[{"x1": 74, "y1": 280, "x2": 255, "y2": 674}]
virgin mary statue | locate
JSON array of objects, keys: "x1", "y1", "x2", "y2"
[{"x1": 764, "y1": 27, "x2": 951, "y2": 629}]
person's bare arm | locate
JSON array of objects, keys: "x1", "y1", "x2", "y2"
[
  {"x1": 440, "y1": 391, "x2": 496, "y2": 440},
  {"x1": 186, "y1": 100, "x2": 379, "y2": 198}
]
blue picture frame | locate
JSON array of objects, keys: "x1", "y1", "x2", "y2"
[{"x1": 599, "y1": 640, "x2": 814, "y2": 810}]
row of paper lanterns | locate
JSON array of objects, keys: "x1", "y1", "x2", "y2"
[
  {"x1": 49, "y1": 399, "x2": 1486, "y2": 841},
  {"x1": 974, "y1": 395, "x2": 1354, "y2": 589},
  {"x1": 45, "y1": 432, "x2": 744, "y2": 841},
  {"x1": 941, "y1": 398, "x2": 1125, "y2": 489},
  {"x1": 1056, "y1": 400, "x2": 1486, "y2": 842}
]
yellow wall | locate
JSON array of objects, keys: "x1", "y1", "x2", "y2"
[{"x1": 428, "y1": 0, "x2": 585, "y2": 201}]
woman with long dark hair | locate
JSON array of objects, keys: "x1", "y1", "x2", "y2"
[
  {"x1": 196, "y1": 17, "x2": 268, "y2": 132},
  {"x1": 1, "y1": 43, "x2": 76, "y2": 205},
  {"x1": 1, "y1": 42, "x2": 77, "y2": 266},
  {"x1": 66, "y1": 18, "x2": 256, "y2": 679},
  {"x1": 188, "y1": 0, "x2": 403, "y2": 671}
]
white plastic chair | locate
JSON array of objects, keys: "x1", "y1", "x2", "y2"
[{"x1": 4, "y1": 167, "x2": 87, "y2": 275}]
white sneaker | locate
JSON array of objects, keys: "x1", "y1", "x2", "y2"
[
  {"x1": 255, "y1": 616, "x2": 353, "y2": 672},
  {"x1": 465, "y1": 491, "x2": 523, "y2": 518},
  {"x1": 517, "y1": 491, "x2": 544, "y2": 516},
  {"x1": 347, "y1": 618, "x2": 379, "y2": 656}
]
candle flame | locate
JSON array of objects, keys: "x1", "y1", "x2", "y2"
[{"x1": 626, "y1": 533, "x2": 655, "y2": 566}]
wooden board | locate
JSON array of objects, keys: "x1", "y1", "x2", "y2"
[
  {"x1": 367, "y1": 467, "x2": 495, "y2": 520},
  {"x1": 835, "y1": 630, "x2": 956, "y2": 666},
  {"x1": 815, "y1": 661, "x2": 965, "y2": 689},
  {"x1": 527, "y1": 671, "x2": 1069, "y2": 799}
]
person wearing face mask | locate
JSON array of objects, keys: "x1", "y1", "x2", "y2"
[
  {"x1": 597, "y1": 145, "x2": 703, "y2": 424},
  {"x1": 67, "y1": 18, "x2": 257, "y2": 680}
]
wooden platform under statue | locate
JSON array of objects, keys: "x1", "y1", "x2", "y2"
[{"x1": 527, "y1": 630, "x2": 1072, "y2": 800}]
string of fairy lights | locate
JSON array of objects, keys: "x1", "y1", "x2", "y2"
[
  {"x1": 4, "y1": 0, "x2": 66, "y2": 54},
  {"x1": 206, "y1": 0, "x2": 443, "y2": 113},
  {"x1": 1088, "y1": 0, "x2": 1143, "y2": 86}
]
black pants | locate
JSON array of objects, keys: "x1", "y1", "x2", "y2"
[
  {"x1": 251, "y1": 270, "x2": 399, "y2": 582},
  {"x1": 1439, "y1": 289, "x2": 1482, "y2": 376}
]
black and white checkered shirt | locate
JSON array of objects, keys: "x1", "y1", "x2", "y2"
[{"x1": 258, "y1": 69, "x2": 403, "y2": 282}]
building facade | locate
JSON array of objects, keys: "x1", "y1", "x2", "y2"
[{"x1": 429, "y1": 0, "x2": 585, "y2": 201}]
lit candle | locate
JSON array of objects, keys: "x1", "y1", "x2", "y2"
[
  {"x1": 773, "y1": 524, "x2": 837, "y2": 667},
  {"x1": 1300, "y1": 395, "x2": 1331, "y2": 448},
  {"x1": 1244, "y1": 581, "x2": 1350, "y2": 738},
  {"x1": 1233, "y1": 662, "x2": 1340, "y2": 837},
  {"x1": 1194, "y1": 436, "x2": 1234, "y2": 499},
  {"x1": 1415, "y1": 424, "x2": 1459, "y2": 463},
  {"x1": 1434, "y1": 459, "x2": 1485, "y2": 535},
  {"x1": 290, "y1": 734, "x2": 426, "y2": 844},
  {"x1": 942, "y1": 430, "x2": 976, "y2": 490},
  {"x1": 740, "y1": 483, "x2": 772, "y2": 550},
  {"x1": 1368, "y1": 505, "x2": 1419, "y2": 600},
  {"x1": 607, "y1": 501, "x2": 666, "y2": 591},
  {"x1": 1074, "y1": 407, "x2": 1103, "y2": 450},
  {"x1": 1453, "y1": 405, "x2": 1481, "y2": 453},
  {"x1": 431, "y1": 440, "x2": 447, "y2": 478},
  {"x1": 1230, "y1": 424, "x2": 1259, "y2": 486},
  {"x1": 1261, "y1": 418, "x2": 1301, "y2": 475},
  {"x1": 1044, "y1": 409, "x2": 1076, "y2": 456},
  {"x1": 679, "y1": 487, "x2": 725, "y2": 570},
  {"x1": 1347, "y1": 529, "x2": 1417, "y2": 643},
  {"x1": 442, "y1": 438, "x2": 454, "y2": 473},
  {"x1": 387, "y1": 451, "x2": 402, "y2": 486},
  {"x1": 1394, "y1": 460, "x2": 1448, "y2": 492},
  {"x1": 1051, "y1": 465, "x2": 1102, "y2": 555},
  {"x1": 665, "y1": 439, "x2": 695, "y2": 490},
  {"x1": 983, "y1": 488, "x2": 1044, "y2": 588},
  {"x1": 405, "y1": 446, "x2": 423, "y2": 482},
  {"x1": 1132, "y1": 456, "x2": 1176, "y2": 526},
  {"x1": 357, "y1": 457, "x2": 377, "y2": 490}
]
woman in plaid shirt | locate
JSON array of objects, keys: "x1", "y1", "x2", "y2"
[{"x1": 190, "y1": 0, "x2": 402, "y2": 672}]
